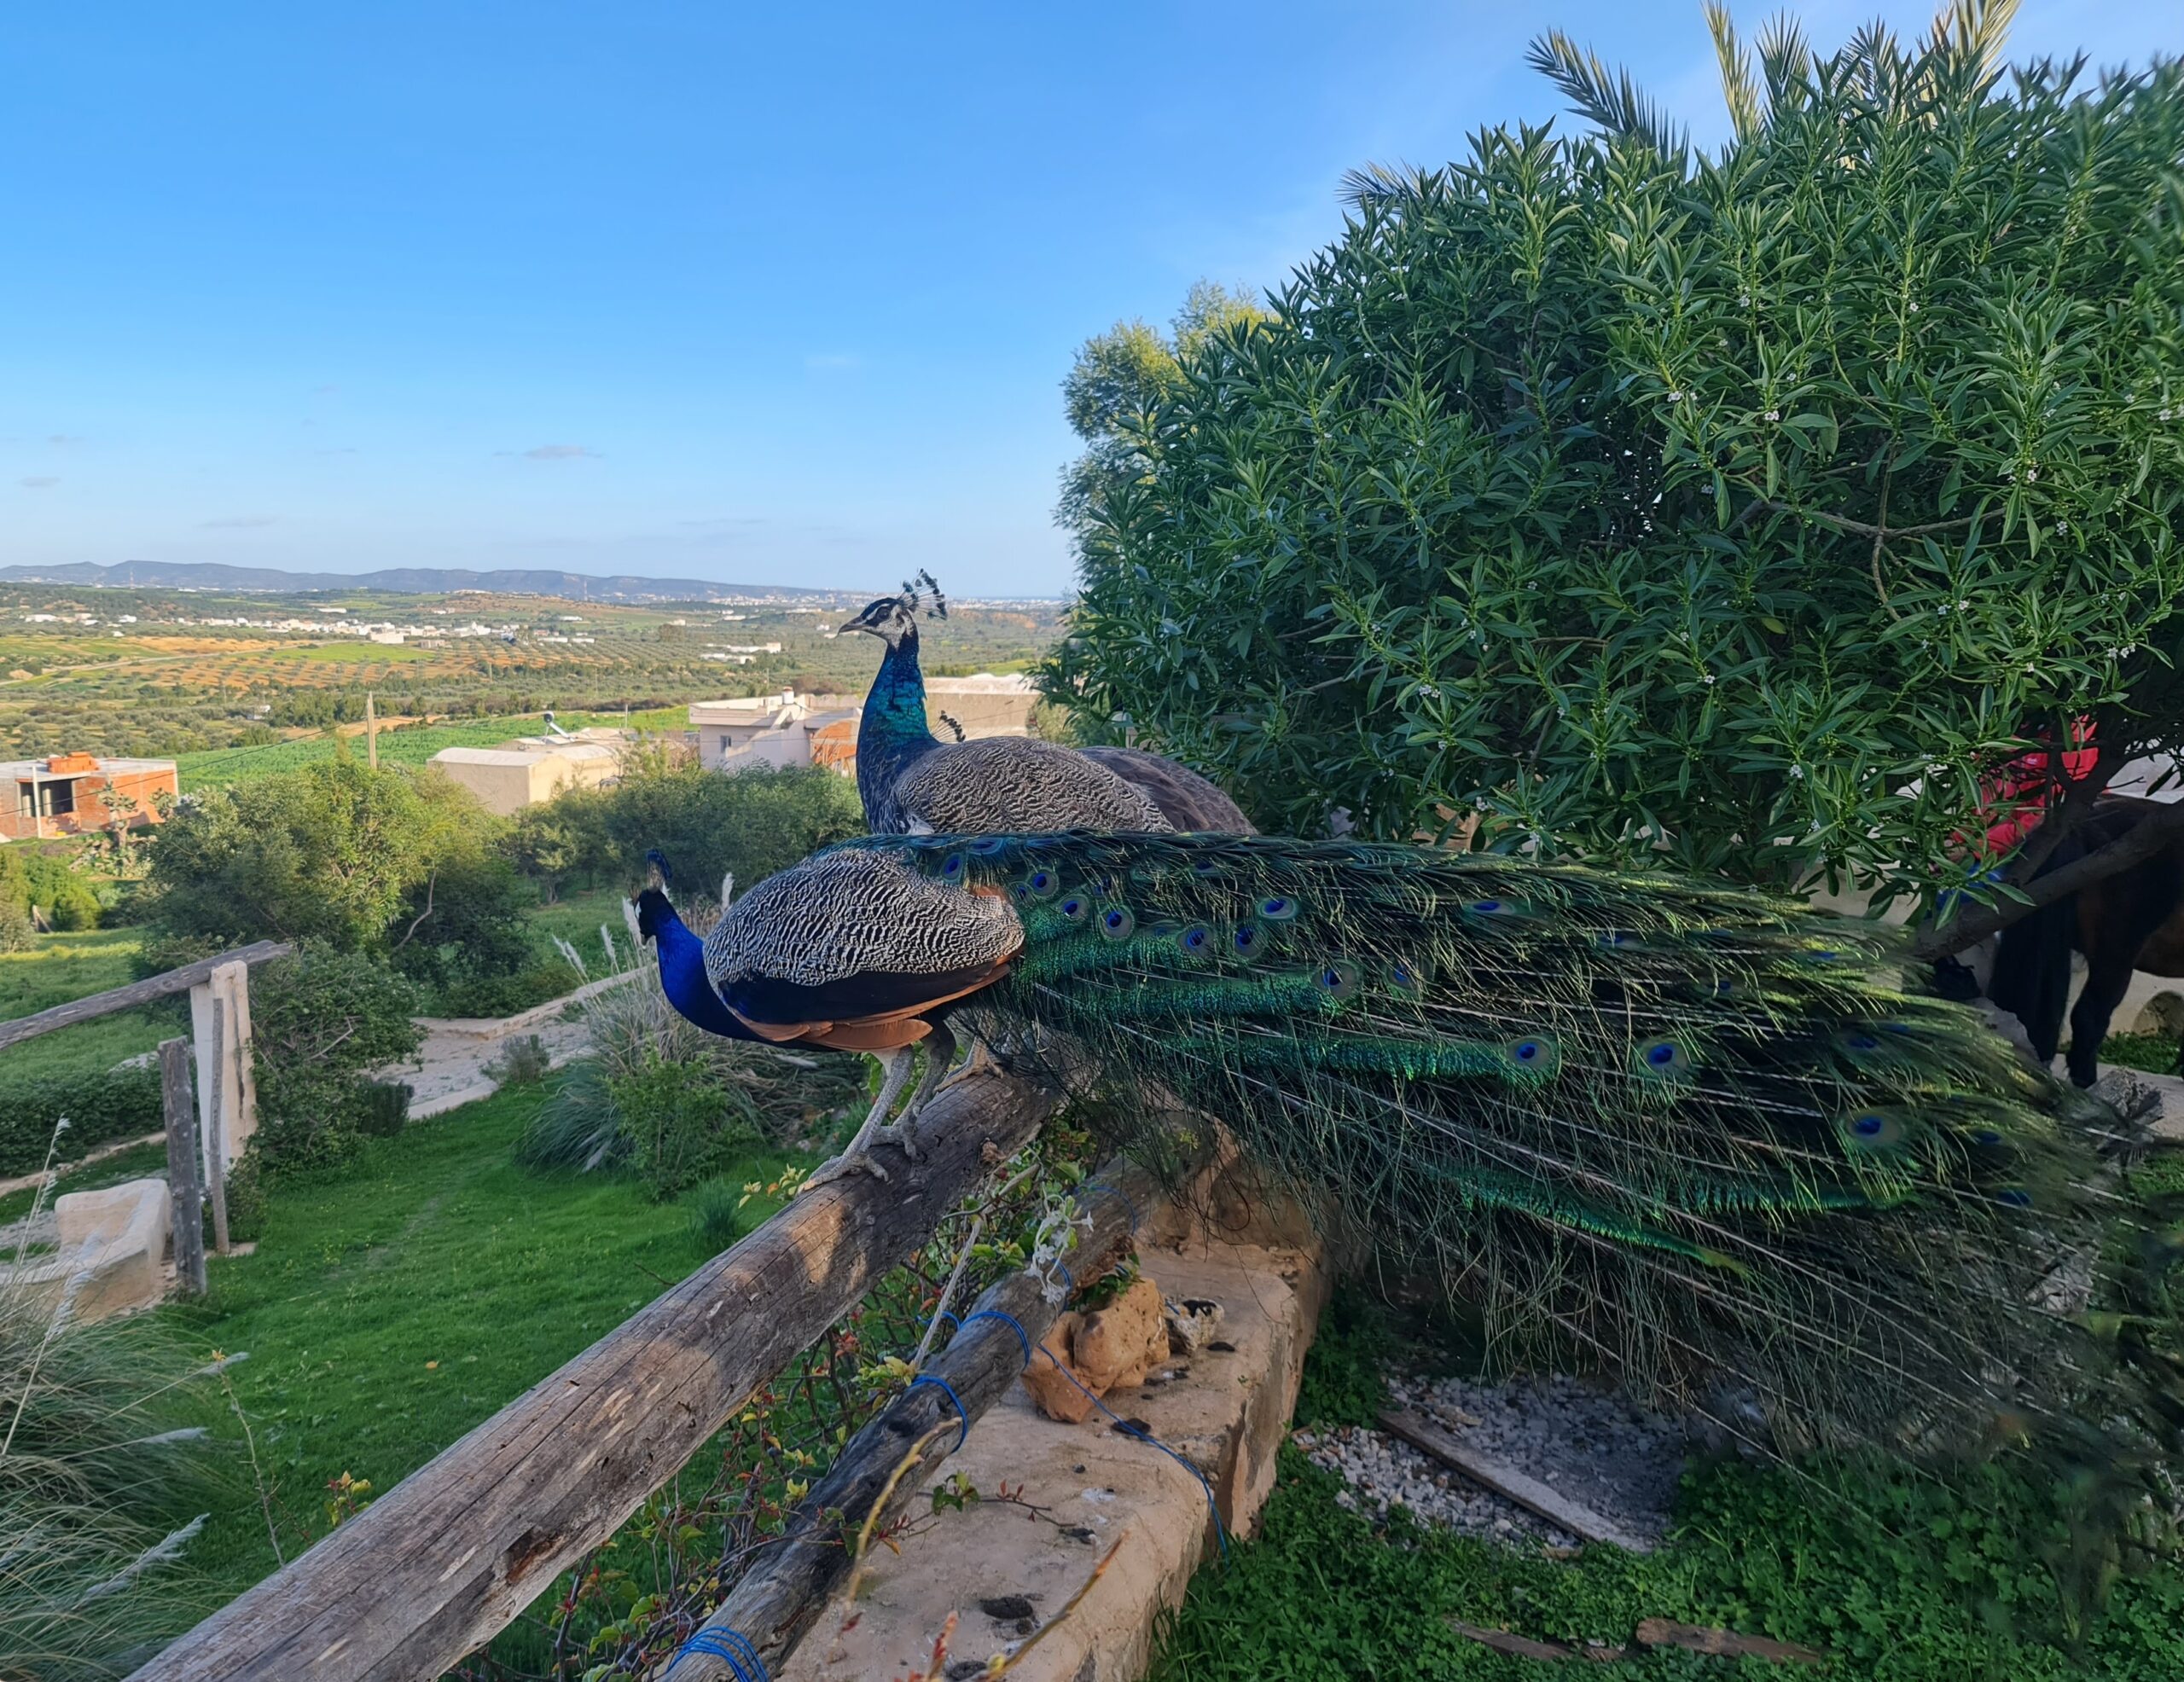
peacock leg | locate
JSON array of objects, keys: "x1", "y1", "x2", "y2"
[
  {"x1": 804, "y1": 1047, "x2": 917, "y2": 1188},
  {"x1": 879, "y1": 1021, "x2": 957, "y2": 1161}
]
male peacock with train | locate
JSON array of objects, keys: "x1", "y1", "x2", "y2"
[
  {"x1": 837, "y1": 574, "x2": 1253, "y2": 835},
  {"x1": 685, "y1": 828, "x2": 2181, "y2": 1490}
]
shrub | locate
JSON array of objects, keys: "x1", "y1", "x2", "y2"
[
  {"x1": 686, "y1": 1176, "x2": 750, "y2": 1252},
  {"x1": 0, "y1": 1064, "x2": 164, "y2": 1177},
  {"x1": 485, "y1": 1034, "x2": 552, "y2": 1089},
  {"x1": 1049, "y1": 29, "x2": 2184, "y2": 937},
  {"x1": 516, "y1": 923, "x2": 859, "y2": 1189},
  {"x1": 431, "y1": 960, "x2": 579, "y2": 1021},
  {"x1": 355, "y1": 1080, "x2": 411, "y2": 1140},
  {"x1": 607, "y1": 1053, "x2": 761, "y2": 1200},
  {"x1": 511, "y1": 760, "x2": 862, "y2": 898},
  {"x1": 249, "y1": 948, "x2": 423, "y2": 1174},
  {"x1": 218, "y1": 1146, "x2": 268, "y2": 1245}
]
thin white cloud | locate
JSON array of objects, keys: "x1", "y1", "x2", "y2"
[
  {"x1": 19, "y1": 476, "x2": 58, "y2": 489},
  {"x1": 804, "y1": 352, "x2": 861, "y2": 371},
  {"x1": 200, "y1": 515, "x2": 277, "y2": 529},
  {"x1": 511, "y1": 444, "x2": 602, "y2": 460}
]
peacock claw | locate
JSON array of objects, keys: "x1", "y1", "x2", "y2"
[
  {"x1": 802, "y1": 1149, "x2": 890, "y2": 1189},
  {"x1": 938, "y1": 1042, "x2": 1003, "y2": 1090}
]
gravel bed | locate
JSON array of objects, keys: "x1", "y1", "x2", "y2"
[{"x1": 1292, "y1": 1369, "x2": 1689, "y2": 1549}]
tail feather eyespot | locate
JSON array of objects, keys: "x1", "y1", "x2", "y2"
[
  {"x1": 1099, "y1": 904, "x2": 1137, "y2": 942},
  {"x1": 1056, "y1": 894, "x2": 1091, "y2": 924}
]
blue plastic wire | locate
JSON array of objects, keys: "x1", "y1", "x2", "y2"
[
  {"x1": 672, "y1": 1625, "x2": 768, "y2": 1680},
  {"x1": 962, "y1": 1308, "x2": 1034, "y2": 1370},
  {"x1": 1051, "y1": 1257, "x2": 1075, "y2": 1296},
  {"x1": 909, "y1": 1372, "x2": 972, "y2": 1449},
  {"x1": 930, "y1": 1308, "x2": 961, "y2": 1337},
  {"x1": 1035, "y1": 1351, "x2": 1231, "y2": 1567}
]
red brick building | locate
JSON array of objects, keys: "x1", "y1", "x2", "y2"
[{"x1": 1, "y1": 753, "x2": 179, "y2": 843}]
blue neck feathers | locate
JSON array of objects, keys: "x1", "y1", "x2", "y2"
[
  {"x1": 651, "y1": 904, "x2": 756, "y2": 1041},
  {"x1": 856, "y1": 628, "x2": 938, "y2": 827}
]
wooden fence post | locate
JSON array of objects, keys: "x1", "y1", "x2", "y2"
[
  {"x1": 204, "y1": 995, "x2": 231, "y2": 1256},
  {"x1": 160, "y1": 1037, "x2": 206, "y2": 1297}
]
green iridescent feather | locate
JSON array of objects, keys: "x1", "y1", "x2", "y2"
[{"x1": 829, "y1": 830, "x2": 2166, "y2": 1471}]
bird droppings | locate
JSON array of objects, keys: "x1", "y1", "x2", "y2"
[
  {"x1": 978, "y1": 1595, "x2": 1037, "y2": 1622},
  {"x1": 1292, "y1": 1370, "x2": 1687, "y2": 1548}
]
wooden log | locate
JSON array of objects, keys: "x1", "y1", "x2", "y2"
[
  {"x1": 658, "y1": 1159, "x2": 1165, "y2": 1681},
  {"x1": 203, "y1": 995, "x2": 230, "y2": 1256},
  {"x1": 1376, "y1": 1408, "x2": 1655, "y2": 1553},
  {"x1": 160, "y1": 1039, "x2": 206, "y2": 1298},
  {"x1": 128, "y1": 1068, "x2": 1056, "y2": 1682},
  {"x1": 0, "y1": 940, "x2": 291, "y2": 1053}
]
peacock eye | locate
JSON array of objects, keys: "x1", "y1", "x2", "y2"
[
  {"x1": 1024, "y1": 868, "x2": 1060, "y2": 900},
  {"x1": 1233, "y1": 924, "x2": 1260, "y2": 955},
  {"x1": 1177, "y1": 924, "x2": 1211, "y2": 958},
  {"x1": 1312, "y1": 961, "x2": 1358, "y2": 999},
  {"x1": 1058, "y1": 896, "x2": 1089, "y2": 923},
  {"x1": 971, "y1": 835, "x2": 1008, "y2": 855},
  {"x1": 1259, "y1": 896, "x2": 1300, "y2": 922},
  {"x1": 939, "y1": 854, "x2": 967, "y2": 882},
  {"x1": 1100, "y1": 905, "x2": 1136, "y2": 942}
]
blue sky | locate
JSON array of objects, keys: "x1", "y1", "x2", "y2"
[{"x1": 0, "y1": 2, "x2": 2170, "y2": 598}]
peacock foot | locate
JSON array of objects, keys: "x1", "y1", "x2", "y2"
[
  {"x1": 802, "y1": 1146, "x2": 891, "y2": 1189},
  {"x1": 937, "y1": 1041, "x2": 1004, "y2": 1091}
]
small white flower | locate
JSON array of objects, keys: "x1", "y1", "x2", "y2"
[
  {"x1": 1701, "y1": 674, "x2": 1716, "y2": 685},
  {"x1": 1908, "y1": 300, "x2": 1920, "y2": 313},
  {"x1": 1789, "y1": 765, "x2": 1804, "y2": 780},
  {"x1": 1666, "y1": 392, "x2": 1684, "y2": 404},
  {"x1": 2025, "y1": 467, "x2": 2038, "y2": 482},
  {"x1": 1763, "y1": 409, "x2": 1780, "y2": 422}
]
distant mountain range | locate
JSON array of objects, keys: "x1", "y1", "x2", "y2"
[{"x1": 0, "y1": 560, "x2": 840, "y2": 602}]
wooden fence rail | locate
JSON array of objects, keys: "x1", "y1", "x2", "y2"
[
  {"x1": 128, "y1": 1069, "x2": 1057, "y2": 1682},
  {"x1": 659, "y1": 1156, "x2": 1162, "y2": 1680},
  {"x1": 0, "y1": 939, "x2": 289, "y2": 1052}
]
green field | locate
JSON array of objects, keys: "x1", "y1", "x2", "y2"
[
  {"x1": 0, "y1": 926, "x2": 183, "y2": 1083},
  {"x1": 174, "y1": 705, "x2": 699, "y2": 791},
  {"x1": 161, "y1": 1082, "x2": 799, "y2": 1601}
]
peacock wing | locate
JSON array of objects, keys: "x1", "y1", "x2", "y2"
[
  {"x1": 1079, "y1": 745, "x2": 1255, "y2": 832},
  {"x1": 890, "y1": 739, "x2": 1175, "y2": 835},
  {"x1": 703, "y1": 849, "x2": 1021, "y2": 1030}
]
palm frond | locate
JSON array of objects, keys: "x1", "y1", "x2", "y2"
[
  {"x1": 1706, "y1": 2, "x2": 1765, "y2": 142},
  {"x1": 1927, "y1": 0, "x2": 2019, "y2": 79},
  {"x1": 1339, "y1": 161, "x2": 1415, "y2": 209},
  {"x1": 1754, "y1": 11, "x2": 1815, "y2": 110},
  {"x1": 1525, "y1": 30, "x2": 1688, "y2": 159}
]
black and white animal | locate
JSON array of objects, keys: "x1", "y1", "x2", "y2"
[{"x1": 837, "y1": 579, "x2": 1252, "y2": 835}]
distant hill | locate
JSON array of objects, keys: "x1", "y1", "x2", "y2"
[{"x1": 0, "y1": 560, "x2": 838, "y2": 602}]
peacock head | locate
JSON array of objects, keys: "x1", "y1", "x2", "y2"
[
  {"x1": 632, "y1": 887, "x2": 677, "y2": 943},
  {"x1": 838, "y1": 595, "x2": 920, "y2": 649}
]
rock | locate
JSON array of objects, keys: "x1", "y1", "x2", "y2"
[
  {"x1": 1165, "y1": 1294, "x2": 1224, "y2": 1355},
  {"x1": 2135, "y1": 991, "x2": 2184, "y2": 1037},
  {"x1": 1972, "y1": 999, "x2": 2038, "y2": 1062},
  {"x1": 1072, "y1": 1278, "x2": 1168, "y2": 1392},
  {"x1": 2089, "y1": 1066, "x2": 2166, "y2": 1134},
  {"x1": 1019, "y1": 1313, "x2": 1097, "y2": 1424}
]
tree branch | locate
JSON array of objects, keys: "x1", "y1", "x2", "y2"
[
  {"x1": 391, "y1": 872, "x2": 436, "y2": 954},
  {"x1": 1912, "y1": 793, "x2": 2184, "y2": 960}
]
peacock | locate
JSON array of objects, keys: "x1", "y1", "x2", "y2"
[
  {"x1": 694, "y1": 828, "x2": 2181, "y2": 1484},
  {"x1": 836, "y1": 575, "x2": 1253, "y2": 835}
]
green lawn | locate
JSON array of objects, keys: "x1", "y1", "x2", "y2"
[
  {"x1": 0, "y1": 1138, "x2": 169, "y2": 1226},
  {"x1": 1153, "y1": 1297, "x2": 2184, "y2": 1682},
  {"x1": 161, "y1": 1081, "x2": 800, "y2": 1601},
  {"x1": 522, "y1": 884, "x2": 634, "y2": 972},
  {"x1": 0, "y1": 925, "x2": 185, "y2": 1084}
]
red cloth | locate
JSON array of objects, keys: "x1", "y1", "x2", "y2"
[{"x1": 1972, "y1": 720, "x2": 2098, "y2": 858}]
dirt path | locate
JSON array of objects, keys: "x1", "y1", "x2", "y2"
[{"x1": 374, "y1": 972, "x2": 636, "y2": 1117}]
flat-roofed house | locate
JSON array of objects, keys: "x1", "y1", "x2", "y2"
[
  {"x1": 1, "y1": 752, "x2": 178, "y2": 842},
  {"x1": 429, "y1": 733, "x2": 628, "y2": 816}
]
